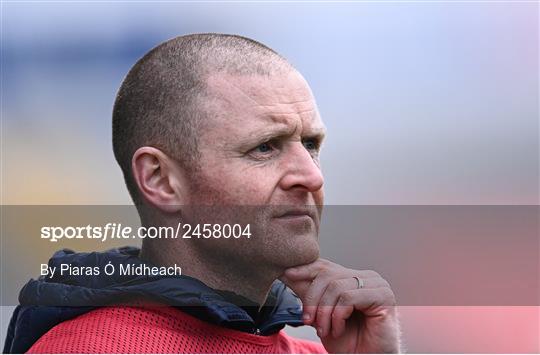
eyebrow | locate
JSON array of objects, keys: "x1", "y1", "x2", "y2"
[
  {"x1": 236, "y1": 122, "x2": 327, "y2": 151},
  {"x1": 239, "y1": 125, "x2": 295, "y2": 149},
  {"x1": 305, "y1": 127, "x2": 327, "y2": 141}
]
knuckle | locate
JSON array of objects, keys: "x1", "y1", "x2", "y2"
[
  {"x1": 322, "y1": 258, "x2": 334, "y2": 266},
  {"x1": 380, "y1": 278, "x2": 391, "y2": 288},
  {"x1": 304, "y1": 292, "x2": 317, "y2": 304},
  {"x1": 381, "y1": 287, "x2": 396, "y2": 305},
  {"x1": 366, "y1": 270, "x2": 381, "y2": 278},
  {"x1": 328, "y1": 279, "x2": 341, "y2": 290},
  {"x1": 318, "y1": 259, "x2": 331, "y2": 268},
  {"x1": 340, "y1": 291, "x2": 354, "y2": 304},
  {"x1": 316, "y1": 306, "x2": 329, "y2": 317},
  {"x1": 321, "y1": 265, "x2": 332, "y2": 276}
]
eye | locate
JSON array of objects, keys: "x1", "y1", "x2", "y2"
[
  {"x1": 256, "y1": 142, "x2": 273, "y2": 153},
  {"x1": 302, "y1": 138, "x2": 319, "y2": 151},
  {"x1": 247, "y1": 141, "x2": 278, "y2": 160}
]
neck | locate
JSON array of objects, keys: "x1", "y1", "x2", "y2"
[{"x1": 140, "y1": 241, "x2": 282, "y2": 307}]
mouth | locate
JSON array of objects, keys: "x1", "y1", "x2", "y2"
[{"x1": 274, "y1": 207, "x2": 317, "y2": 221}]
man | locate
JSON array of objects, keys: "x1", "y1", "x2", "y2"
[{"x1": 4, "y1": 33, "x2": 401, "y2": 353}]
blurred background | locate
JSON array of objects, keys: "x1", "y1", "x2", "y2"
[{"x1": 1, "y1": 1, "x2": 538, "y2": 353}]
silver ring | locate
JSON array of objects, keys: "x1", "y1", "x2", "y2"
[{"x1": 353, "y1": 276, "x2": 364, "y2": 289}]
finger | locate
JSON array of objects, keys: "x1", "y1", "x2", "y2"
[
  {"x1": 354, "y1": 276, "x2": 391, "y2": 289},
  {"x1": 278, "y1": 275, "x2": 315, "y2": 324},
  {"x1": 301, "y1": 272, "x2": 334, "y2": 325},
  {"x1": 315, "y1": 278, "x2": 353, "y2": 338},
  {"x1": 284, "y1": 260, "x2": 337, "y2": 324},
  {"x1": 316, "y1": 276, "x2": 389, "y2": 338},
  {"x1": 337, "y1": 287, "x2": 396, "y2": 315},
  {"x1": 331, "y1": 287, "x2": 396, "y2": 338},
  {"x1": 285, "y1": 264, "x2": 381, "y2": 282},
  {"x1": 284, "y1": 258, "x2": 328, "y2": 280},
  {"x1": 279, "y1": 274, "x2": 312, "y2": 298},
  {"x1": 296, "y1": 263, "x2": 362, "y2": 323},
  {"x1": 331, "y1": 304, "x2": 354, "y2": 338},
  {"x1": 302, "y1": 272, "x2": 384, "y2": 323}
]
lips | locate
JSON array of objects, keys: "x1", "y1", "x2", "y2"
[{"x1": 274, "y1": 207, "x2": 318, "y2": 221}]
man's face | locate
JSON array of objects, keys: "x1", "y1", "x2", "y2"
[{"x1": 182, "y1": 69, "x2": 326, "y2": 270}]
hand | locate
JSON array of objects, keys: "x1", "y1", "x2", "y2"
[{"x1": 279, "y1": 259, "x2": 401, "y2": 353}]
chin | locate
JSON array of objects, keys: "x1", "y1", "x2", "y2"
[{"x1": 270, "y1": 234, "x2": 320, "y2": 269}]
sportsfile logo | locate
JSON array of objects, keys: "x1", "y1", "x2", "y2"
[{"x1": 40, "y1": 223, "x2": 252, "y2": 242}]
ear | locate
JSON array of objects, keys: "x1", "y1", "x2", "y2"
[{"x1": 131, "y1": 146, "x2": 188, "y2": 213}]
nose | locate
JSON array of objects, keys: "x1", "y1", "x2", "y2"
[{"x1": 279, "y1": 142, "x2": 324, "y2": 192}]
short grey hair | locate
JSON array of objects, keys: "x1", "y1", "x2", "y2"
[{"x1": 112, "y1": 33, "x2": 294, "y2": 205}]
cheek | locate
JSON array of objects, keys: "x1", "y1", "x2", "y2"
[{"x1": 193, "y1": 166, "x2": 278, "y2": 205}]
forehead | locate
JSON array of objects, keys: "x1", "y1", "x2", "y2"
[{"x1": 202, "y1": 71, "x2": 325, "y2": 136}]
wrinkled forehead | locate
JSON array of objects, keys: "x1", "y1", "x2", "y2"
[{"x1": 202, "y1": 71, "x2": 325, "y2": 136}]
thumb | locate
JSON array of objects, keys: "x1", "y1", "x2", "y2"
[
  {"x1": 279, "y1": 274, "x2": 312, "y2": 300},
  {"x1": 279, "y1": 275, "x2": 316, "y2": 325}
]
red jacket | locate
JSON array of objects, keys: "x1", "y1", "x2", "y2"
[{"x1": 28, "y1": 305, "x2": 328, "y2": 354}]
